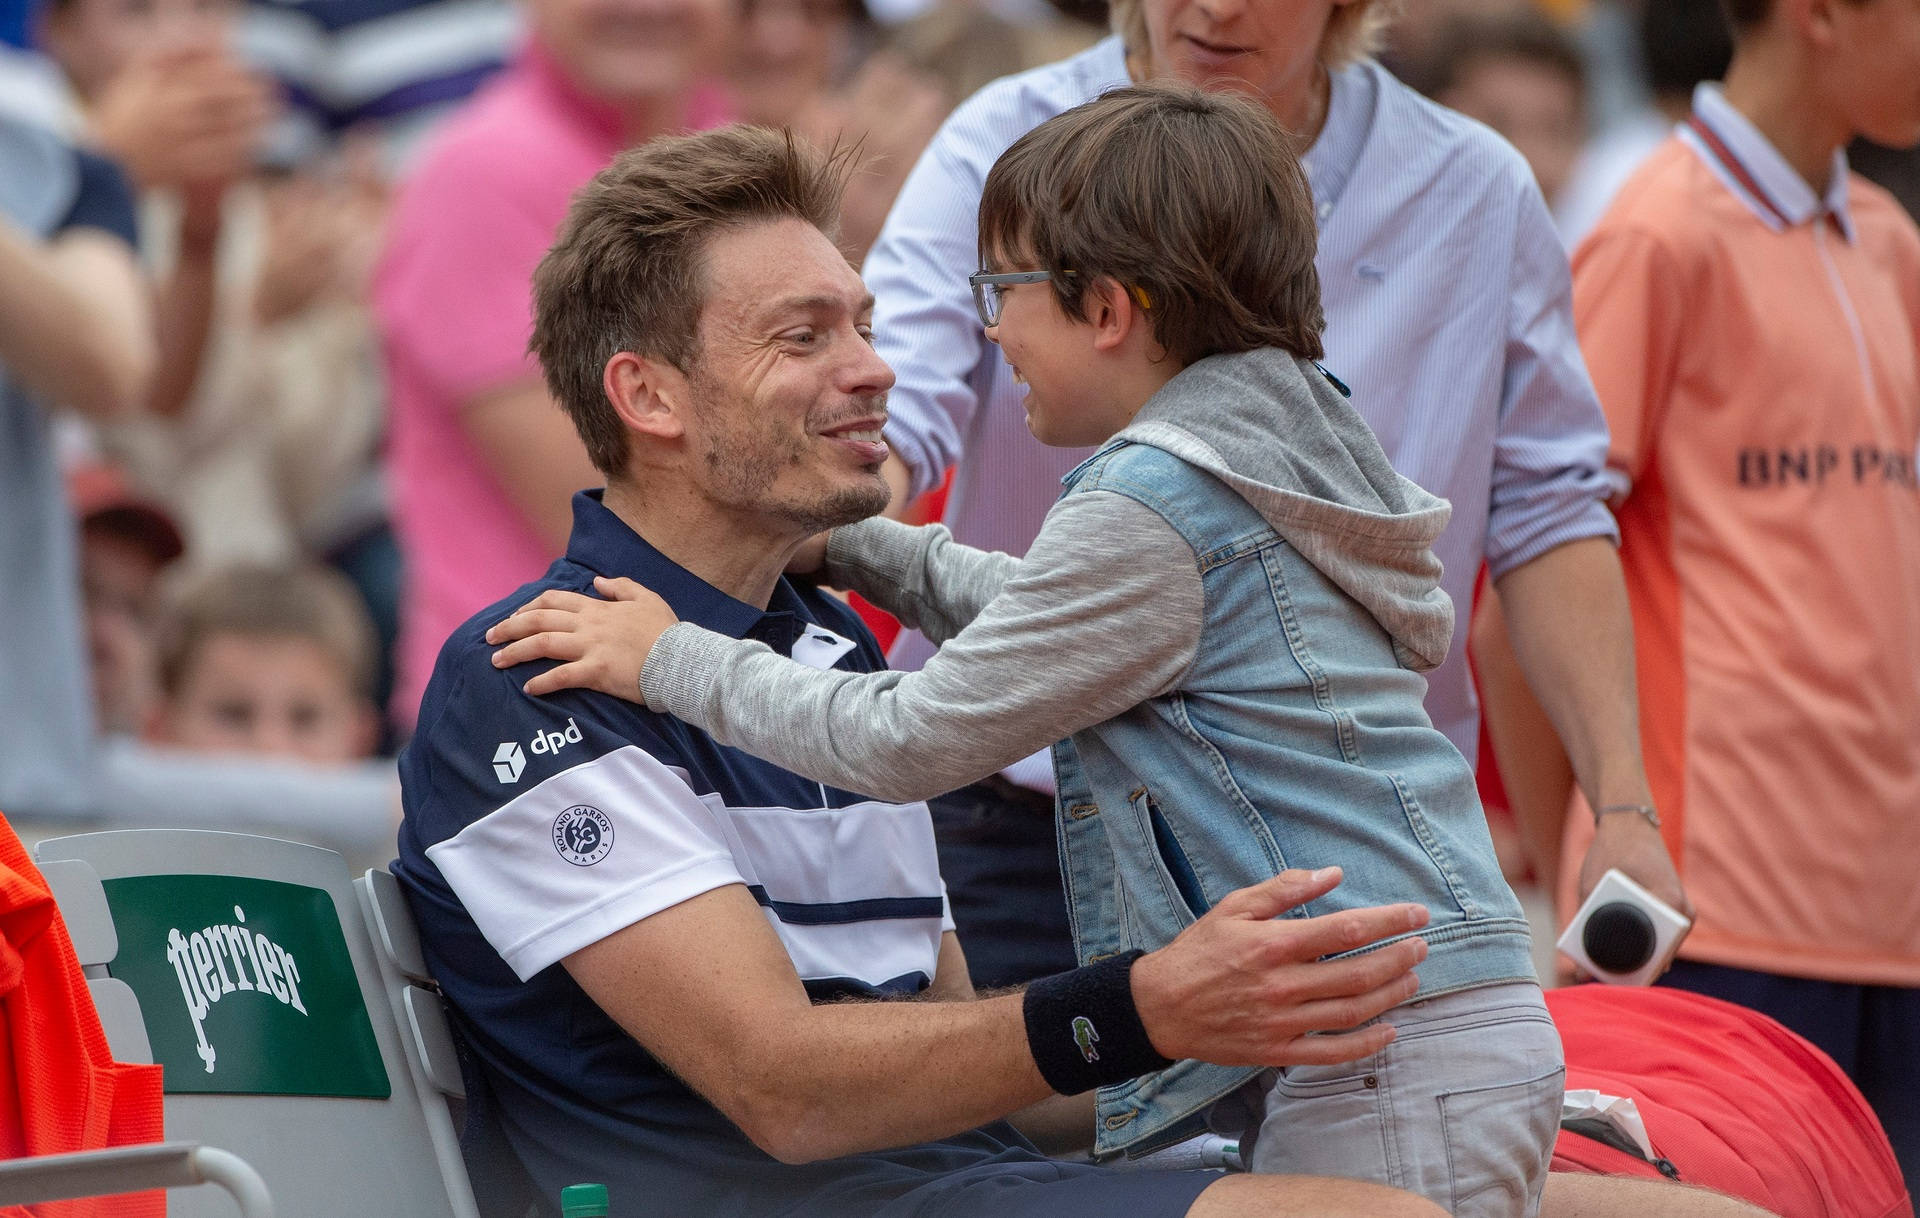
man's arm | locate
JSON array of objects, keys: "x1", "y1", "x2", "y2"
[
  {"x1": 1492, "y1": 538, "x2": 1686, "y2": 913},
  {"x1": 462, "y1": 379, "x2": 604, "y2": 553},
  {"x1": 565, "y1": 867, "x2": 1426, "y2": 1165}
]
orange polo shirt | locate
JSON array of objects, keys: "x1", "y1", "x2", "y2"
[{"x1": 1572, "y1": 87, "x2": 1920, "y2": 986}]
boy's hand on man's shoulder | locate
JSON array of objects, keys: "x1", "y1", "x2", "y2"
[{"x1": 487, "y1": 576, "x2": 680, "y2": 703}]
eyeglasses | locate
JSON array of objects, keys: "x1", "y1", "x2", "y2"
[
  {"x1": 966, "y1": 269, "x2": 1154, "y2": 329},
  {"x1": 968, "y1": 269, "x2": 1060, "y2": 328}
]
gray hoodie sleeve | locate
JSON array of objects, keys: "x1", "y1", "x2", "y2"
[
  {"x1": 820, "y1": 517, "x2": 1018, "y2": 645},
  {"x1": 640, "y1": 491, "x2": 1204, "y2": 803}
]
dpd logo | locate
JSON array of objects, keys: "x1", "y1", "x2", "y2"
[
  {"x1": 553, "y1": 804, "x2": 614, "y2": 866},
  {"x1": 493, "y1": 717, "x2": 582, "y2": 784}
]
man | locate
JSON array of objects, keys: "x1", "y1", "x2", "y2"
[
  {"x1": 374, "y1": 0, "x2": 732, "y2": 729},
  {"x1": 394, "y1": 123, "x2": 1440, "y2": 1218},
  {"x1": 864, "y1": 0, "x2": 1688, "y2": 988}
]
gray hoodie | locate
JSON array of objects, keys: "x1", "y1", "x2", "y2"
[{"x1": 642, "y1": 347, "x2": 1456, "y2": 805}]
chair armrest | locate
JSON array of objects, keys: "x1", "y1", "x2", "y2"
[{"x1": 0, "y1": 1141, "x2": 275, "y2": 1218}]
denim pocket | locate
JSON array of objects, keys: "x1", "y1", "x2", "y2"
[
  {"x1": 1142, "y1": 792, "x2": 1210, "y2": 917},
  {"x1": 1438, "y1": 1063, "x2": 1566, "y2": 1216}
]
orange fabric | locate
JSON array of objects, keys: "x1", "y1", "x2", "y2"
[
  {"x1": 1549, "y1": 985, "x2": 1912, "y2": 1218},
  {"x1": 1571, "y1": 137, "x2": 1920, "y2": 985},
  {"x1": 0, "y1": 814, "x2": 164, "y2": 1217}
]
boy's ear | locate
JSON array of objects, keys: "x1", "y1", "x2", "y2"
[
  {"x1": 1081, "y1": 276, "x2": 1148, "y2": 354},
  {"x1": 604, "y1": 351, "x2": 692, "y2": 443}
]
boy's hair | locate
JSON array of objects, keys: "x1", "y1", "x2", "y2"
[
  {"x1": 1110, "y1": 0, "x2": 1400, "y2": 74},
  {"x1": 978, "y1": 82, "x2": 1324, "y2": 365},
  {"x1": 159, "y1": 563, "x2": 379, "y2": 701},
  {"x1": 531, "y1": 126, "x2": 855, "y2": 478},
  {"x1": 1422, "y1": 10, "x2": 1586, "y2": 103}
]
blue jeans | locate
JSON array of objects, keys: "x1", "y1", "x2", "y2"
[
  {"x1": 1237, "y1": 982, "x2": 1564, "y2": 1217},
  {"x1": 929, "y1": 778, "x2": 1077, "y2": 989},
  {"x1": 1662, "y1": 959, "x2": 1920, "y2": 1186}
]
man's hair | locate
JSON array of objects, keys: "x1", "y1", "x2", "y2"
[
  {"x1": 1421, "y1": 10, "x2": 1586, "y2": 103},
  {"x1": 977, "y1": 82, "x2": 1324, "y2": 365},
  {"x1": 530, "y1": 126, "x2": 854, "y2": 477},
  {"x1": 1110, "y1": 0, "x2": 1401, "y2": 75},
  {"x1": 159, "y1": 563, "x2": 379, "y2": 700}
]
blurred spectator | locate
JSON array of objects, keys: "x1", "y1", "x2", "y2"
[
  {"x1": 69, "y1": 462, "x2": 185, "y2": 738},
  {"x1": 1547, "y1": 0, "x2": 1920, "y2": 1175},
  {"x1": 239, "y1": 0, "x2": 518, "y2": 172},
  {"x1": 1554, "y1": 0, "x2": 1731, "y2": 244},
  {"x1": 0, "y1": 114, "x2": 152, "y2": 820},
  {"x1": 152, "y1": 562, "x2": 380, "y2": 764},
  {"x1": 376, "y1": 0, "x2": 731, "y2": 730},
  {"x1": 39, "y1": 0, "x2": 396, "y2": 724},
  {"x1": 1424, "y1": 9, "x2": 1588, "y2": 211},
  {"x1": 730, "y1": 0, "x2": 868, "y2": 127}
]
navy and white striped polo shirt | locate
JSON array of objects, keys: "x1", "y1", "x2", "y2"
[{"x1": 394, "y1": 491, "x2": 1029, "y2": 1210}]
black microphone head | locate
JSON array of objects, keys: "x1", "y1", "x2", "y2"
[{"x1": 1584, "y1": 901, "x2": 1657, "y2": 973}]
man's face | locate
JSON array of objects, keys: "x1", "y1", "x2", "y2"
[
  {"x1": 1140, "y1": 0, "x2": 1350, "y2": 107},
  {"x1": 731, "y1": 0, "x2": 851, "y2": 126},
  {"x1": 677, "y1": 217, "x2": 895, "y2": 537},
  {"x1": 1830, "y1": 0, "x2": 1920, "y2": 148},
  {"x1": 528, "y1": 0, "x2": 733, "y2": 113}
]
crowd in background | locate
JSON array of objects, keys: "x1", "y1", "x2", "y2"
[{"x1": 1, "y1": 0, "x2": 1918, "y2": 1134}]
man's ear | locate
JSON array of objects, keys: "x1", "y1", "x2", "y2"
[
  {"x1": 604, "y1": 351, "x2": 691, "y2": 441},
  {"x1": 1082, "y1": 277, "x2": 1145, "y2": 354}
]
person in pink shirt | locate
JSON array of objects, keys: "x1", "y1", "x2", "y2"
[{"x1": 376, "y1": 0, "x2": 734, "y2": 729}]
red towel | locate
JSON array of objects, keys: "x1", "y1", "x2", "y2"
[
  {"x1": 1550, "y1": 984, "x2": 1911, "y2": 1218},
  {"x1": 0, "y1": 814, "x2": 164, "y2": 1216}
]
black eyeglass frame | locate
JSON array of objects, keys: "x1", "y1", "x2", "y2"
[{"x1": 967, "y1": 269, "x2": 1063, "y2": 328}]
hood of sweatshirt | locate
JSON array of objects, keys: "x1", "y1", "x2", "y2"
[{"x1": 1113, "y1": 347, "x2": 1455, "y2": 671}]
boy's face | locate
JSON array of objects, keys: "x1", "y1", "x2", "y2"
[
  {"x1": 157, "y1": 633, "x2": 376, "y2": 766},
  {"x1": 983, "y1": 249, "x2": 1117, "y2": 449},
  {"x1": 1829, "y1": 0, "x2": 1920, "y2": 147}
]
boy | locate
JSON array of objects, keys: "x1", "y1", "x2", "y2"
[
  {"x1": 1551, "y1": 0, "x2": 1920, "y2": 1179},
  {"x1": 489, "y1": 86, "x2": 1561, "y2": 1213},
  {"x1": 153, "y1": 562, "x2": 380, "y2": 765}
]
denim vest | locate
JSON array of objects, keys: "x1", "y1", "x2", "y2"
[{"x1": 1052, "y1": 439, "x2": 1537, "y2": 1160}]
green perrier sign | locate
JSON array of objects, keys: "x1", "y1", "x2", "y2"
[{"x1": 101, "y1": 875, "x2": 390, "y2": 1098}]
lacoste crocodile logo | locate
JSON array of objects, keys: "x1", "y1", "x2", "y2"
[{"x1": 1072, "y1": 1015, "x2": 1100, "y2": 1063}]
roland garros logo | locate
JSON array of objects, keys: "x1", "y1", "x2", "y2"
[
  {"x1": 553, "y1": 804, "x2": 614, "y2": 866},
  {"x1": 165, "y1": 906, "x2": 307, "y2": 1073}
]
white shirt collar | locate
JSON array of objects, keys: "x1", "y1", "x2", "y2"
[{"x1": 1688, "y1": 83, "x2": 1855, "y2": 242}]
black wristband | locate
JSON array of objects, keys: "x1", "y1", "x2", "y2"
[{"x1": 1022, "y1": 950, "x2": 1173, "y2": 1095}]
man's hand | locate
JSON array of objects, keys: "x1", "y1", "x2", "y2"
[
  {"x1": 1132, "y1": 866, "x2": 1429, "y2": 1067},
  {"x1": 487, "y1": 576, "x2": 678, "y2": 699},
  {"x1": 1579, "y1": 809, "x2": 1691, "y2": 918}
]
